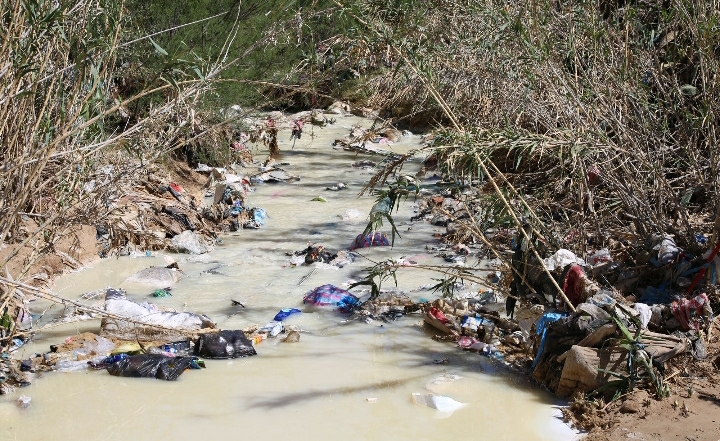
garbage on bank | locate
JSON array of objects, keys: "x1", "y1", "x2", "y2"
[{"x1": 402, "y1": 193, "x2": 720, "y2": 402}]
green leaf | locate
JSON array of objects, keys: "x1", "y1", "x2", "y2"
[
  {"x1": 680, "y1": 84, "x2": 698, "y2": 96},
  {"x1": 149, "y1": 37, "x2": 168, "y2": 56},
  {"x1": 680, "y1": 187, "x2": 693, "y2": 206}
]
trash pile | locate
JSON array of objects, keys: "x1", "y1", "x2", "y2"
[
  {"x1": 419, "y1": 296, "x2": 527, "y2": 363},
  {"x1": 353, "y1": 292, "x2": 419, "y2": 322},
  {"x1": 408, "y1": 188, "x2": 720, "y2": 406},
  {"x1": 0, "y1": 299, "x2": 263, "y2": 392},
  {"x1": 331, "y1": 124, "x2": 407, "y2": 156},
  {"x1": 94, "y1": 156, "x2": 274, "y2": 256},
  {"x1": 286, "y1": 243, "x2": 362, "y2": 268}
]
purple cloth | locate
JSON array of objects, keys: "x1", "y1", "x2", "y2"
[
  {"x1": 349, "y1": 232, "x2": 390, "y2": 250},
  {"x1": 303, "y1": 284, "x2": 360, "y2": 313}
]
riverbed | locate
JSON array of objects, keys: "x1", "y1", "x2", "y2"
[{"x1": 1, "y1": 115, "x2": 577, "y2": 440}]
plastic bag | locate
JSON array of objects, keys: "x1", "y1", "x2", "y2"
[
  {"x1": 273, "y1": 308, "x2": 301, "y2": 322},
  {"x1": 101, "y1": 288, "x2": 215, "y2": 340},
  {"x1": 171, "y1": 230, "x2": 211, "y2": 255},
  {"x1": 411, "y1": 393, "x2": 466, "y2": 415},
  {"x1": 340, "y1": 209, "x2": 363, "y2": 222},
  {"x1": 587, "y1": 249, "x2": 612, "y2": 266},
  {"x1": 543, "y1": 249, "x2": 585, "y2": 271},
  {"x1": 633, "y1": 303, "x2": 652, "y2": 329},
  {"x1": 107, "y1": 354, "x2": 203, "y2": 381},
  {"x1": 194, "y1": 330, "x2": 257, "y2": 359}
]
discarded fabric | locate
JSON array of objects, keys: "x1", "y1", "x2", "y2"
[
  {"x1": 458, "y1": 336, "x2": 488, "y2": 351},
  {"x1": 639, "y1": 284, "x2": 678, "y2": 305},
  {"x1": 671, "y1": 293, "x2": 712, "y2": 331},
  {"x1": 563, "y1": 264, "x2": 586, "y2": 307},
  {"x1": 428, "y1": 307, "x2": 449, "y2": 324},
  {"x1": 655, "y1": 236, "x2": 681, "y2": 265},
  {"x1": 303, "y1": 284, "x2": 360, "y2": 313},
  {"x1": 349, "y1": 232, "x2": 390, "y2": 250}
]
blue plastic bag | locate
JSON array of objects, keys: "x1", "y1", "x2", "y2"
[
  {"x1": 273, "y1": 308, "x2": 302, "y2": 322},
  {"x1": 531, "y1": 312, "x2": 567, "y2": 369}
]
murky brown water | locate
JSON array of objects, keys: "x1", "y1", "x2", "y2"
[{"x1": 1, "y1": 115, "x2": 576, "y2": 440}]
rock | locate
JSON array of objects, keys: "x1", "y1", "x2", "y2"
[
  {"x1": 170, "y1": 230, "x2": 211, "y2": 254},
  {"x1": 619, "y1": 401, "x2": 640, "y2": 414},
  {"x1": 556, "y1": 346, "x2": 629, "y2": 398},
  {"x1": 350, "y1": 107, "x2": 379, "y2": 119},
  {"x1": 16, "y1": 396, "x2": 31, "y2": 409},
  {"x1": 431, "y1": 214, "x2": 449, "y2": 227},
  {"x1": 123, "y1": 266, "x2": 182, "y2": 287},
  {"x1": 635, "y1": 250, "x2": 651, "y2": 264},
  {"x1": 380, "y1": 128, "x2": 402, "y2": 142},
  {"x1": 340, "y1": 209, "x2": 363, "y2": 223},
  {"x1": 352, "y1": 160, "x2": 376, "y2": 168},
  {"x1": 327, "y1": 101, "x2": 351, "y2": 114},
  {"x1": 283, "y1": 331, "x2": 300, "y2": 343},
  {"x1": 310, "y1": 109, "x2": 327, "y2": 126}
]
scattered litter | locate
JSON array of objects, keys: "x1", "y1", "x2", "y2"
[
  {"x1": 152, "y1": 288, "x2": 172, "y2": 298},
  {"x1": 544, "y1": 249, "x2": 586, "y2": 271}
]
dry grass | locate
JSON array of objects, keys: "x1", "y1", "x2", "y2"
[
  {"x1": 0, "y1": 0, "x2": 292, "y2": 349},
  {"x1": 326, "y1": 0, "x2": 719, "y2": 254}
]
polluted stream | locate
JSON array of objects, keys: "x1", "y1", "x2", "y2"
[{"x1": 1, "y1": 116, "x2": 576, "y2": 440}]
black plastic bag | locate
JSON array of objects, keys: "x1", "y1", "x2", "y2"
[
  {"x1": 106, "y1": 354, "x2": 203, "y2": 381},
  {"x1": 194, "y1": 330, "x2": 257, "y2": 359}
]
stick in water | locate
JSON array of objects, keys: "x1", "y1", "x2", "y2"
[{"x1": 298, "y1": 267, "x2": 317, "y2": 285}]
